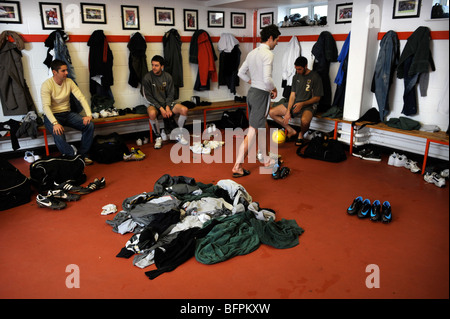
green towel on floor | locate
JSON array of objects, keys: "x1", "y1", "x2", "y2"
[
  {"x1": 195, "y1": 211, "x2": 305, "y2": 264},
  {"x1": 195, "y1": 211, "x2": 260, "y2": 265},
  {"x1": 251, "y1": 218, "x2": 304, "y2": 249}
]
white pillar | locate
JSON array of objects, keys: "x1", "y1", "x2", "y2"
[{"x1": 343, "y1": 0, "x2": 382, "y2": 121}]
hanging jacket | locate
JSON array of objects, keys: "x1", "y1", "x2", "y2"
[
  {"x1": 334, "y1": 32, "x2": 350, "y2": 86},
  {"x1": 163, "y1": 29, "x2": 183, "y2": 99},
  {"x1": 371, "y1": 30, "x2": 399, "y2": 121},
  {"x1": 189, "y1": 30, "x2": 217, "y2": 64},
  {"x1": 218, "y1": 34, "x2": 241, "y2": 94},
  {"x1": 197, "y1": 32, "x2": 218, "y2": 87},
  {"x1": 87, "y1": 30, "x2": 114, "y2": 96},
  {"x1": 332, "y1": 32, "x2": 351, "y2": 109},
  {"x1": 281, "y1": 36, "x2": 301, "y2": 87},
  {"x1": 312, "y1": 31, "x2": 338, "y2": 112},
  {"x1": 397, "y1": 27, "x2": 435, "y2": 116},
  {"x1": 43, "y1": 31, "x2": 75, "y2": 81},
  {"x1": 127, "y1": 32, "x2": 148, "y2": 90},
  {"x1": 0, "y1": 31, "x2": 36, "y2": 116},
  {"x1": 397, "y1": 26, "x2": 435, "y2": 80}
]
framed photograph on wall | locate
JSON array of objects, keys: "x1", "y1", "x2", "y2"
[
  {"x1": 155, "y1": 7, "x2": 174, "y2": 26},
  {"x1": 335, "y1": 3, "x2": 353, "y2": 24},
  {"x1": 208, "y1": 10, "x2": 224, "y2": 28},
  {"x1": 260, "y1": 12, "x2": 273, "y2": 28},
  {"x1": 121, "y1": 5, "x2": 139, "y2": 30},
  {"x1": 184, "y1": 9, "x2": 198, "y2": 31},
  {"x1": 392, "y1": 0, "x2": 421, "y2": 19},
  {"x1": 81, "y1": 3, "x2": 106, "y2": 24},
  {"x1": 231, "y1": 12, "x2": 246, "y2": 28},
  {"x1": 0, "y1": 1, "x2": 22, "y2": 24},
  {"x1": 39, "y1": 2, "x2": 64, "y2": 29}
]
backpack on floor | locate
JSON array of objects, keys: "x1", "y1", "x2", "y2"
[
  {"x1": 90, "y1": 132, "x2": 129, "y2": 164},
  {"x1": 220, "y1": 109, "x2": 249, "y2": 129},
  {"x1": 0, "y1": 157, "x2": 32, "y2": 211},
  {"x1": 29, "y1": 155, "x2": 86, "y2": 192},
  {"x1": 296, "y1": 134, "x2": 347, "y2": 163}
]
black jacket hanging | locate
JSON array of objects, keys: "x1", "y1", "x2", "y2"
[
  {"x1": 163, "y1": 29, "x2": 183, "y2": 100},
  {"x1": 87, "y1": 30, "x2": 114, "y2": 97},
  {"x1": 219, "y1": 44, "x2": 241, "y2": 94},
  {"x1": 127, "y1": 32, "x2": 148, "y2": 91},
  {"x1": 312, "y1": 31, "x2": 338, "y2": 112}
]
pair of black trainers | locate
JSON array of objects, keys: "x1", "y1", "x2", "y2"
[
  {"x1": 347, "y1": 196, "x2": 392, "y2": 223},
  {"x1": 36, "y1": 189, "x2": 81, "y2": 210},
  {"x1": 272, "y1": 160, "x2": 290, "y2": 180},
  {"x1": 36, "y1": 178, "x2": 106, "y2": 210}
]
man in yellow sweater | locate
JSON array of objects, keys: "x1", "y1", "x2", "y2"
[{"x1": 41, "y1": 59, "x2": 94, "y2": 165}]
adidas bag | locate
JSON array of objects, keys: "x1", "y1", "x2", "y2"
[
  {"x1": 0, "y1": 157, "x2": 32, "y2": 211},
  {"x1": 296, "y1": 135, "x2": 346, "y2": 163},
  {"x1": 90, "y1": 132, "x2": 129, "y2": 164},
  {"x1": 29, "y1": 155, "x2": 86, "y2": 192}
]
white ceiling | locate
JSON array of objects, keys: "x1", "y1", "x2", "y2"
[{"x1": 197, "y1": 0, "x2": 314, "y2": 10}]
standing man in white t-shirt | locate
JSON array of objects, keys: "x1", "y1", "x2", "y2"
[{"x1": 232, "y1": 24, "x2": 280, "y2": 178}]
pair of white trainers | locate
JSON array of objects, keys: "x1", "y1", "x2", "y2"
[
  {"x1": 388, "y1": 152, "x2": 421, "y2": 173},
  {"x1": 424, "y1": 171, "x2": 447, "y2": 188},
  {"x1": 136, "y1": 137, "x2": 149, "y2": 146},
  {"x1": 24, "y1": 151, "x2": 41, "y2": 163},
  {"x1": 99, "y1": 108, "x2": 119, "y2": 118}
]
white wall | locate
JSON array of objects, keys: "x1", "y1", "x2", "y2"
[
  {"x1": 377, "y1": 0, "x2": 449, "y2": 130},
  {"x1": 0, "y1": 0, "x2": 255, "y2": 124},
  {"x1": 1, "y1": 0, "x2": 449, "y2": 155}
]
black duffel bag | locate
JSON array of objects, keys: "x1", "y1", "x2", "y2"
[
  {"x1": 0, "y1": 157, "x2": 32, "y2": 211},
  {"x1": 296, "y1": 134, "x2": 347, "y2": 163},
  {"x1": 90, "y1": 132, "x2": 129, "y2": 164},
  {"x1": 29, "y1": 155, "x2": 86, "y2": 192},
  {"x1": 220, "y1": 108, "x2": 249, "y2": 129}
]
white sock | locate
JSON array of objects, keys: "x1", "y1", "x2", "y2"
[{"x1": 178, "y1": 115, "x2": 187, "y2": 128}]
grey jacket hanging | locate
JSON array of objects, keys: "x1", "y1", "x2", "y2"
[{"x1": 0, "y1": 31, "x2": 36, "y2": 116}]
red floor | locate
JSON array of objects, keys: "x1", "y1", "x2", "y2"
[{"x1": 0, "y1": 135, "x2": 448, "y2": 300}]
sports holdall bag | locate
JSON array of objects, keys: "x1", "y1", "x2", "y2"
[
  {"x1": 296, "y1": 134, "x2": 346, "y2": 163},
  {"x1": 220, "y1": 108, "x2": 249, "y2": 129},
  {"x1": 0, "y1": 157, "x2": 32, "y2": 211},
  {"x1": 90, "y1": 132, "x2": 129, "y2": 164},
  {"x1": 29, "y1": 155, "x2": 86, "y2": 192}
]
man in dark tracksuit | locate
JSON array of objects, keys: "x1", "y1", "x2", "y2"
[{"x1": 142, "y1": 55, "x2": 188, "y2": 149}]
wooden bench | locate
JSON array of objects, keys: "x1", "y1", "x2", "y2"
[
  {"x1": 33, "y1": 100, "x2": 247, "y2": 155},
  {"x1": 149, "y1": 100, "x2": 248, "y2": 142},
  {"x1": 280, "y1": 112, "x2": 448, "y2": 174},
  {"x1": 349, "y1": 121, "x2": 449, "y2": 175}
]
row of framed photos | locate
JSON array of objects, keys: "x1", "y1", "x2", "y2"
[
  {"x1": 0, "y1": 1, "x2": 273, "y2": 30},
  {"x1": 336, "y1": 0, "x2": 425, "y2": 24}
]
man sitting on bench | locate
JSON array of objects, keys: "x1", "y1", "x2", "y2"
[
  {"x1": 142, "y1": 55, "x2": 188, "y2": 149},
  {"x1": 269, "y1": 56, "x2": 323, "y2": 147}
]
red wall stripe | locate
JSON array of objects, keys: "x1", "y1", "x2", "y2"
[
  {"x1": 18, "y1": 30, "x2": 449, "y2": 44},
  {"x1": 377, "y1": 30, "x2": 449, "y2": 40}
]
